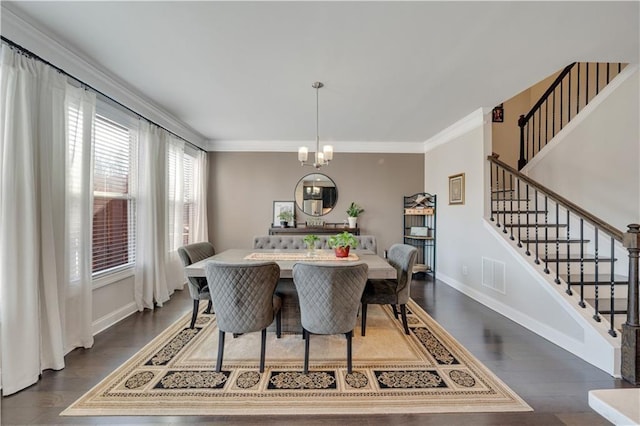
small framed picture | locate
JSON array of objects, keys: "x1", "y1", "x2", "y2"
[
  {"x1": 273, "y1": 201, "x2": 295, "y2": 226},
  {"x1": 492, "y1": 103, "x2": 504, "y2": 123},
  {"x1": 449, "y1": 173, "x2": 465, "y2": 205}
]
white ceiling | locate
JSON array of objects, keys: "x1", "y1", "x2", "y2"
[{"x1": 3, "y1": 1, "x2": 639, "y2": 151}]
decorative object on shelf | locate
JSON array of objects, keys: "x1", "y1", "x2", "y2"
[
  {"x1": 298, "y1": 82, "x2": 333, "y2": 169},
  {"x1": 328, "y1": 231, "x2": 359, "y2": 258},
  {"x1": 448, "y1": 173, "x2": 465, "y2": 205},
  {"x1": 273, "y1": 200, "x2": 295, "y2": 227},
  {"x1": 306, "y1": 218, "x2": 325, "y2": 227},
  {"x1": 302, "y1": 234, "x2": 320, "y2": 257},
  {"x1": 403, "y1": 193, "x2": 437, "y2": 277},
  {"x1": 346, "y1": 201, "x2": 364, "y2": 228}
]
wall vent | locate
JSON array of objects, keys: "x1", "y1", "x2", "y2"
[{"x1": 482, "y1": 257, "x2": 506, "y2": 294}]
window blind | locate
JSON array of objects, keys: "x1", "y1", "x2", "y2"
[{"x1": 92, "y1": 114, "x2": 137, "y2": 274}]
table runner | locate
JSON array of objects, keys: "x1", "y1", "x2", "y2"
[{"x1": 244, "y1": 250, "x2": 359, "y2": 261}]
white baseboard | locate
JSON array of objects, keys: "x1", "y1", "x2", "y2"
[{"x1": 92, "y1": 302, "x2": 138, "y2": 336}]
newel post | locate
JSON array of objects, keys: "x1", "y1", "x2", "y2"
[
  {"x1": 517, "y1": 115, "x2": 527, "y2": 170},
  {"x1": 621, "y1": 223, "x2": 640, "y2": 384}
]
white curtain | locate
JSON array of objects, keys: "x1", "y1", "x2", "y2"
[
  {"x1": 192, "y1": 150, "x2": 209, "y2": 243},
  {"x1": 134, "y1": 122, "x2": 170, "y2": 310},
  {"x1": 165, "y1": 136, "x2": 186, "y2": 290},
  {"x1": 64, "y1": 86, "x2": 96, "y2": 351},
  {"x1": 0, "y1": 45, "x2": 95, "y2": 395}
]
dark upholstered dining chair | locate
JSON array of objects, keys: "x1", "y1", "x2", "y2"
[
  {"x1": 205, "y1": 261, "x2": 282, "y2": 373},
  {"x1": 360, "y1": 244, "x2": 418, "y2": 336},
  {"x1": 292, "y1": 262, "x2": 368, "y2": 374},
  {"x1": 178, "y1": 242, "x2": 216, "y2": 328}
]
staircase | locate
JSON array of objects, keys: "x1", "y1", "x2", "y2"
[{"x1": 489, "y1": 154, "x2": 628, "y2": 337}]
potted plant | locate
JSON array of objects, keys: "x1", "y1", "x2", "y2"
[
  {"x1": 277, "y1": 210, "x2": 294, "y2": 228},
  {"x1": 303, "y1": 234, "x2": 320, "y2": 257},
  {"x1": 328, "y1": 231, "x2": 359, "y2": 258},
  {"x1": 346, "y1": 202, "x2": 364, "y2": 228}
]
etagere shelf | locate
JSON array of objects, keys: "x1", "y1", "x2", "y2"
[{"x1": 403, "y1": 192, "x2": 436, "y2": 277}]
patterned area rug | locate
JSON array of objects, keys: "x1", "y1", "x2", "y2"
[{"x1": 62, "y1": 300, "x2": 531, "y2": 416}]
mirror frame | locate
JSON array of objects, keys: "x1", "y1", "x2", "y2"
[{"x1": 294, "y1": 173, "x2": 338, "y2": 217}]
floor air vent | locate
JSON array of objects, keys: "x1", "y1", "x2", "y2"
[{"x1": 482, "y1": 257, "x2": 506, "y2": 294}]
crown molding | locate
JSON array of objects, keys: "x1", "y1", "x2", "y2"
[
  {"x1": 423, "y1": 108, "x2": 489, "y2": 153},
  {"x1": 1, "y1": 4, "x2": 207, "y2": 149},
  {"x1": 207, "y1": 139, "x2": 427, "y2": 153}
]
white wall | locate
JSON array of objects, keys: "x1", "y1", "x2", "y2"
[
  {"x1": 424, "y1": 109, "x2": 620, "y2": 375},
  {"x1": 524, "y1": 65, "x2": 640, "y2": 231}
]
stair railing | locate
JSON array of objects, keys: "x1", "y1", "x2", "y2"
[
  {"x1": 518, "y1": 62, "x2": 625, "y2": 170},
  {"x1": 489, "y1": 154, "x2": 626, "y2": 338}
]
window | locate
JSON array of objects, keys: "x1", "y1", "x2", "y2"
[
  {"x1": 167, "y1": 146, "x2": 195, "y2": 250},
  {"x1": 182, "y1": 154, "x2": 194, "y2": 246},
  {"x1": 92, "y1": 113, "x2": 137, "y2": 275}
]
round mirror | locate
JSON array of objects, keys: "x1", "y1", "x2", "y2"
[{"x1": 294, "y1": 173, "x2": 338, "y2": 217}]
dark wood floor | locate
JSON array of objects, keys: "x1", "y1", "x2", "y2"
[{"x1": 2, "y1": 276, "x2": 637, "y2": 425}]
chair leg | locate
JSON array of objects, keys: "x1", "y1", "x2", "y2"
[
  {"x1": 260, "y1": 328, "x2": 267, "y2": 373},
  {"x1": 400, "y1": 304, "x2": 410, "y2": 335},
  {"x1": 276, "y1": 308, "x2": 282, "y2": 339},
  {"x1": 346, "y1": 331, "x2": 353, "y2": 374},
  {"x1": 303, "y1": 328, "x2": 310, "y2": 374},
  {"x1": 190, "y1": 299, "x2": 200, "y2": 329},
  {"x1": 391, "y1": 304, "x2": 399, "y2": 319},
  {"x1": 216, "y1": 330, "x2": 225, "y2": 372},
  {"x1": 361, "y1": 303, "x2": 368, "y2": 336},
  {"x1": 205, "y1": 299, "x2": 213, "y2": 314}
]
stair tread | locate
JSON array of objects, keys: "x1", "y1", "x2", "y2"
[
  {"x1": 492, "y1": 210, "x2": 547, "y2": 214},
  {"x1": 520, "y1": 239, "x2": 589, "y2": 243},
  {"x1": 503, "y1": 223, "x2": 567, "y2": 228},
  {"x1": 541, "y1": 253, "x2": 616, "y2": 262},
  {"x1": 560, "y1": 273, "x2": 628, "y2": 284},
  {"x1": 584, "y1": 297, "x2": 628, "y2": 313}
]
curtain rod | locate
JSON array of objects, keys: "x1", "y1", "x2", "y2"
[{"x1": 0, "y1": 36, "x2": 204, "y2": 153}]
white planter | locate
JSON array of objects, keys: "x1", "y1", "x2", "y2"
[{"x1": 348, "y1": 217, "x2": 357, "y2": 228}]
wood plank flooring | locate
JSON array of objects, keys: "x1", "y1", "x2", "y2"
[{"x1": 2, "y1": 276, "x2": 637, "y2": 425}]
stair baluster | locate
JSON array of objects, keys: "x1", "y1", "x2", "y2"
[{"x1": 594, "y1": 227, "x2": 601, "y2": 322}]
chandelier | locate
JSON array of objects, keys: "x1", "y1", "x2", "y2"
[{"x1": 298, "y1": 81, "x2": 333, "y2": 169}]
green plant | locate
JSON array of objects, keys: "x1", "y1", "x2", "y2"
[
  {"x1": 328, "y1": 231, "x2": 359, "y2": 249},
  {"x1": 303, "y1": 234, "x2": 320, "y2": 249},
  {"x1": 346, "y1": 202, "x2": 364, "y2": 218},
  {"x1": 277, "y1": 210, "x2": 294, "y2": 222}
]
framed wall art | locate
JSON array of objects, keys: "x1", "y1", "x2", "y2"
[
  {"x1": 273, "y1": 201, "x2": 295, "y2": 226},
  {"x1": 448, "y1": 173, "x2": 465, "y2": 205}
]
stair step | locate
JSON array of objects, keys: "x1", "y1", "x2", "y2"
[
  {"x1": 520, "y1": 239, "x2": 588, "y2": 244},
  {"x1": 560, "y1": 274, "x2": 628, "y2": 285},
  {"x1": 584, "y1": 298, "x2": 628, "y2": 314},
  {"x1": 541, "y1": 254, "x2": 616, "y2": 263},
  {"x1": 492, "y1": 210, "x2": 547, "y2": 214},
  {"x1": 491, "y1": 188, "x2": 515, "y2": 193},
  {"x1": 503, "y1": 223, "x2": 567, "y2": 228}
]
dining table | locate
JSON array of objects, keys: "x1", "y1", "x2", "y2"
[{"x1": 184, "y1": 248, "x2": 397, "y2": 333}]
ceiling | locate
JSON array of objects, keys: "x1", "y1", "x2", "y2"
[{"x1": 3, "y1": 1, "x2": 639, "y2": 152}]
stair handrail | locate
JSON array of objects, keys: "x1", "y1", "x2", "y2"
[
  {"x1": 517, "y1": 62, "x2": 625, "y2": 170},
  {"x1": 488, "y1": 154, "x2": 624, "y2": 242},
  {"x1": 521, "y1": 63, "x2": 576, "y2": 125}
]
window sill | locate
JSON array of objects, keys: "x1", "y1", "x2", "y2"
[{"x1": 92, "y1": 266, "x2": 135, "y2": 290}]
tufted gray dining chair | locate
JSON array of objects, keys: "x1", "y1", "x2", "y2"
[
  {"x1": 360, "y1": 244, "x2": 418, "y2": 336},
  {"x1": 292, "y1": 262, "x2": 368, "y2": 374},
  {"x1": 178, "y1": 242, "x2": 216, "y2": 328},
  {"x1": 205, "y1": 261, "x2": 282, "y2": 373}
]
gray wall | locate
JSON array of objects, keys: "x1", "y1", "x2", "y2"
[{"x1": 208, "y1": 152, "x2": 424, "y2": 255}]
